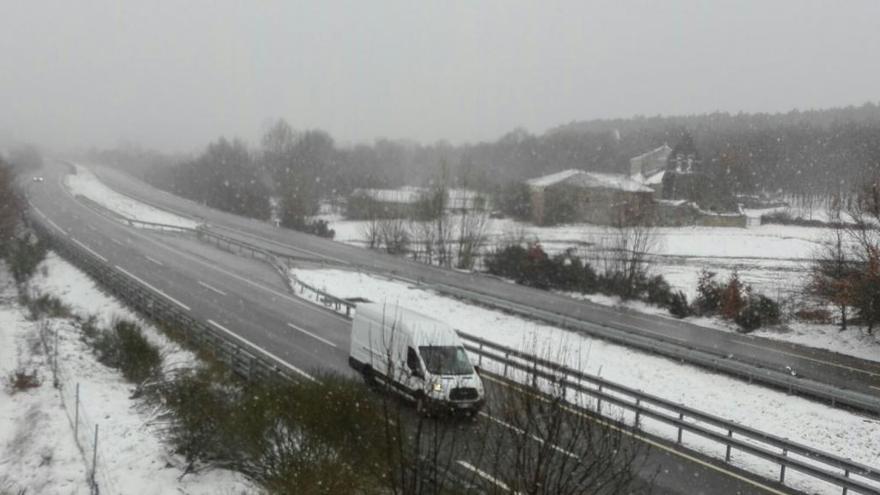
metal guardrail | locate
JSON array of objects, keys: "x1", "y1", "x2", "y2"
[
  {"x1": 29, "y1": 215, "x2": 307, "y2": 385},
  {"x1": 459, "y1": 331, "x2": 880, "y2": 495},
  {"x1": 426, "y1": 282, "x2": 880, "y2": 416}
]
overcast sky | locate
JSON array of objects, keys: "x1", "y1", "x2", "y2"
[{"x1": 2, "y1": 0, "x2": 879, "y2": 153}]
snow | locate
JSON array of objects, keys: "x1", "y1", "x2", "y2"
[
  {"x1": 0, "y1": 255, "x2": 256, "y2": 495},
  {"x1": 290, "y1": 267, "x2": 880, "y2": 495},
  {"x1": 65, "y1": 164, "x2": 198, "y2": 229},
  {"x1": 0, "y1": 266, "x2": 89, "y2": 495},
  {"x1": 524, "y1": 169, "x2": 653, "y2": 192}
]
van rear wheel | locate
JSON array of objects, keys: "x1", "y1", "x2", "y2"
[
  {"x1": 415, "y1": 394, "x2": 429, "y2": 417},
  {"x1": 362, "y1": 368, "x2": 376, "y2": 388}
]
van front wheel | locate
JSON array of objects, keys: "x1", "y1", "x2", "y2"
[{"x1": 415, "y1": 394, "x2": 429, "y2": 417}]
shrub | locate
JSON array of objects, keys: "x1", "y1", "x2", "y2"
[
  {"x1": 667, "y1": 291, "x2": 691, "y2": 318},
  {"x1": 694, "y1": 269, "x2": 722, "y2": 315},
  {"x1": 735, "y1": 294, "x2": 781, "y2": 332},
  {"x1": 5, "y1": 368, "x2": 41, "y2": 394},
  {"x1": 22, "y1": 293, "x2": 71, "y2": 320},
  {"x1": 718, "y1": 271, "x2": 745, "y2": 320},
  {"x1": 89, "y1": 319, "x2": 161, "y2": 383},
  {"x1": 794, "y1": 307, "x2": 833, "y2": 324},
  {"x1": 6, "y1": 235, "x2": 48, "y2": 284},
  {"x1": 645, "y1": 275, "x2": 674, "y2": 307}
]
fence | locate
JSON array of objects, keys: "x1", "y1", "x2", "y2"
[
  {"x1": 459, "y1": 331, "x2": 880, "y2": 495},
  {"x1": 37, "y1": 320, "x2": 117, "y2": 495}
]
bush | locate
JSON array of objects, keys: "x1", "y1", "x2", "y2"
[
  {"x1": 735, "y1": 294, "x2": 781, "y2": 332},
  {"x1": 794, "y1": 307, "x2": 833, "y2": 324},
  {"x1": 667, "y1": 291, "x2": 691, "y2": 318},
  {"x1": 6, "y1": 235, "x2": 48, "y2": 284},
  {"x1": 21, "y1": 293, "x2": 71, "y2": 320},
  {"x1": 89, "y1": 319, "x2": 161, "y2": 383},
  {"x1": 645, "y1": 275, "x2": 674, "y2": 307},
  {"x1": 5, "y1": 368, "x2": 41, "y2": 394},
  {"x1": 694, "y1": 269, "x2": 722, "y2": 315}
]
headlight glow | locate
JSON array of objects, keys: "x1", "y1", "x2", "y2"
[{"x1": 432, "y1": 383, "x2": 443, "y2": 392}]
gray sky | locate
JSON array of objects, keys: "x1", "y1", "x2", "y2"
[{"x1": 2, "y1": 0, "x2": 879, "y2": 152}]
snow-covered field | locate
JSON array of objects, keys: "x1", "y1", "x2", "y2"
[
  {"x1": 320, "y1": 210, "x2": 827, "y2": 300},
  {"x1": 291, "y1": 267, "x2": 880, "y2": 495},
  {"x1": 0, "y1": 255, "x2": 254, "y2": 494},
  {"x1": 65, "y1": 164, "x2": 198, "y2": 229}
]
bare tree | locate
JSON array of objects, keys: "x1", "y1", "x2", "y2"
[
  {"x1": 607, "y1": 210, "x2": 658, "y2": 300},
  {"x1": 454, "y1": 205, "x2": 490, "y2": 270},
  {"x1": 379, "y1": 217, "x2": 411, "y2": 255}
]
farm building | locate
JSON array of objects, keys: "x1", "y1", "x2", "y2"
[
  {"x1": 630, "y1": 144, "x2": 672, "y2": 198},
  {"x1": 524, "y1": 169, "x2": 655, "y2": 226}
]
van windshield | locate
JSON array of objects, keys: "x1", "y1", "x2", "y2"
[{"x1": 419, "y1": 346, "x2": 473, "y2": 375}]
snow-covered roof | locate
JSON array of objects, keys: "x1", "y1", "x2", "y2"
[
  {"x1": 630, "y1": 144, "x2": 672, "y2": 162},
  {"x1": 524, "y1": 169, "x2": 584, "y2": 187},
  {"x1": 526, "y1": 169, "x2": 652, "y2": 193},
  {"x1": 351, "y1": 188, "x2": 422, "y2": 204},
  {"x1": 632, "y1": 169, "x2": 666, "y2": 186}
]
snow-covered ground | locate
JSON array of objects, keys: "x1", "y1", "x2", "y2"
[
  {"x1": 65, "y1": 164, "x2": 198, "y2": 229},
  {"x1": 291, "y1": 267, "x2": 880, "y2": 495},
  {"x1": 319, "y1": 209, "x2": 826, "y2": 300},
  {"x1": 0, "y1": 255, "x2": 255, "y2": 494},
  {"x1": 566, "y1": 291, "x2": 880, "y2": 364},
  {"x1": 0, "y1": 266, "x2": 89, "y2": 495}
]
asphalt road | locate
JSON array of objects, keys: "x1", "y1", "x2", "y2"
[
  {"x1": 26, "y1": 160, "x2": 801, "y2": 494},
  {"x1": 90, "y1": 163, "x2": 880, "y2": 400}
]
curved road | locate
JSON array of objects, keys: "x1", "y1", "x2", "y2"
[{"x1": 26, "y1": 160, "x2": 804, "y2": 494}]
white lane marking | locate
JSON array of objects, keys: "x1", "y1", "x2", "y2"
[
  {"x1": 58, "y1": 189, "x2": 348, "y2": 324},
  {"x1": 197, "y1": 281, "x2": 227, "y2": 296},
  {"x1": 204, "y1": 261, "x2": 348, "y2": 321},
  {"x1": 456, "y1": 460, "x2": 519, "y2": 494},
  {"x1": 71, "y1": 238, "x2": 109, "y2": 263},
  {"x1": 478, "y1": 412, "x2": 578, "y2": 459},
  {"x1": 286, "y1": 322, "x2": 337, "y2": 348},
  {"x1": 871, "y1": 385, "x2": 880, "y2": 392},
  {"x1": 114, "y1": 265, "x2": 191, "y2": 311},
  {"x1": 32, "y1": 206, "x2": 68, "y2": 235},
  {"x1": 739, "y1": 341, "x2": 880, "y2": 377},
  {"x1": 483, "y1": 374, "x2": 788, "y2": 495},
  {"x1": 208, "y1": 319, "x2": 316, "y2": 382},
  {"x1": 87, "y1": 223, "x2": 97, "y2": 231},
  {"x1": 111, "y1": 238, "x2": 125, "y2": 247},
  {"x1": 145, "y1": 255, "x2": 164, "y2": 267}
]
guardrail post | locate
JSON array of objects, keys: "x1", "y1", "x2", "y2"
[
  {"x1": 676, "y1": 412, "x2": 683, "y2": 444},
  {"x1": 503, "y1": 353, "x2": 509, "y2": 378},
  {"x1": 597, "y1": 385, "x2": 603, "y2": 415},
  {"x1": 843, "y1": 469, "x2": 849, "y2": 495},
  {"x1": 477, "y1": 343, "x2": 483, "y2": 367},
  {"x1": 75, "y1": 383, "x2": 80, "y2": 439},
  {"x1": 779, "y1": 448, "x2": 787, "y2": 484},
  {"x1": 634, "y1": 399, "x2": 641, "y2": 429},
  {"x1": 91, "y1": 424, "x2": 99, "y2": 489},
  {"x1": 725, "y1": 430, "x2": 732, "y2": 462}
]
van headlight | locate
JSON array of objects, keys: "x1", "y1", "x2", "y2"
[{"x1": 432, "y1": 383, "x2": 443, "y2": 392}]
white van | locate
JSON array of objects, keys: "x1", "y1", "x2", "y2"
[{"x1": 348, "y1": 303, "x2": 485, "y2": 415}]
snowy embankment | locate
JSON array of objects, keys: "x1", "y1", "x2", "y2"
[
  {"x1": 291, "y1": 267, "x2": 880, "y2": 495},
  {"x1": 0, "y1": 266, "x2": 88, "y2": 494},
  {"x1": 0, "y1": 255, "x2": 254, "y2": 494},
  {"x1": 65, "y1": 164, "x2": 198, "y2": 229},
  {"x1": 566, "y1": 292, "x2": 880, "y2": 364}
]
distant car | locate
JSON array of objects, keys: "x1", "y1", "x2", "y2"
[{"x1": 31, "y1": 176, "x2": 44, "y2": 182}]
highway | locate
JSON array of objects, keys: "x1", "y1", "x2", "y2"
[
  {"x1": 27, "y1": 160, "x2": 803, "y2": 494},
  {"x1": 89, "y1": 164, "x2": 880, "y2": 400}
]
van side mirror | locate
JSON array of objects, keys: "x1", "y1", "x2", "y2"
[
  {"x1": 473, "y1": 365, "x2": 481, "y2": 375},
  {"x1": 409, "y1": 364, "x2": 424, "y2": 379}
]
